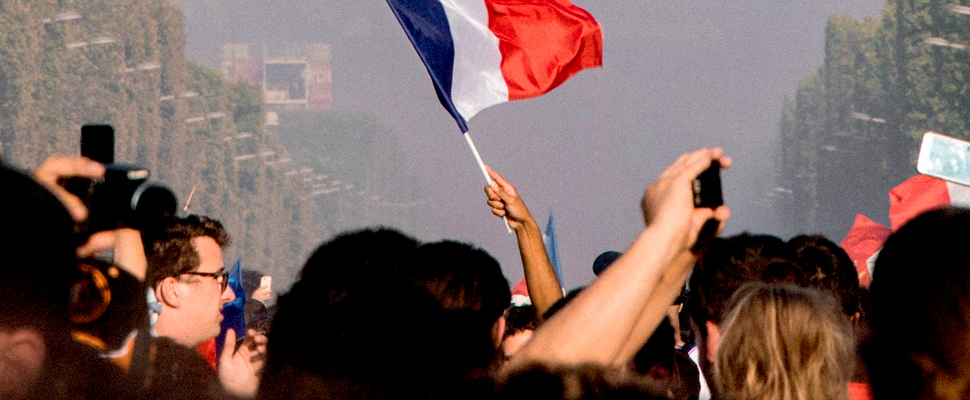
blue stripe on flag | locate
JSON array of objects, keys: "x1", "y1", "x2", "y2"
[{"x1": 385, "y1": 0, "x2": 470, "y2": 132}]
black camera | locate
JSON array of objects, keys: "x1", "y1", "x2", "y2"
[
  {"x1": 65, "y1": 124, "x2": 177, "y2": 232},
  {"x1": 692, "y1": 160, "x2": 723, "y2": 209},
  {"x1": 690, "y1": 160, "x2": 724, "y2": 253}
]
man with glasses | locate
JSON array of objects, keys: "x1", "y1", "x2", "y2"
[
  {"x1": 145, "y1": 215, "x2": 264, "y2": 399},
  {"x1": 147, "y1": 215, "x2": 235, "y2": 347}
]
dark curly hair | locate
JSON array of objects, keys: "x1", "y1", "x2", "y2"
[{"x1": 145, "y1": 215, "x2": 230, "y2": 289}]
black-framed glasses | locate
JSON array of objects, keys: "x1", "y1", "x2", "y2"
[{"x1": 180, "y1": 270, "x2": 229, "y2": 292}]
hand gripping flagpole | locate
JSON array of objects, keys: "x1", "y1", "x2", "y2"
[{"x1": 463, "y1": 131, "x2": 513, "y2": 233}]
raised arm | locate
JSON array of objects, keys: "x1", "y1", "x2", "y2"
[
  {"x1": 610, "y1": 153, "x2": 731, "y2": 366},
  {"x1": 484, "y1": 166, "x2": 563, "y2": 315},
  {"x1": 507, "y1": 148, "x2": 730, "y2": 368}
]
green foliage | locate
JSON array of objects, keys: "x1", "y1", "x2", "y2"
[
  {"x1": 0, "y1": 0, "x2": 341, "y2": 290},
  {"x1": 776, "y1": 0, "x2": 970, "y2": 238}
]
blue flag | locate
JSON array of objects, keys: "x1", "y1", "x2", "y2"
[
  {"x1": 216, "y1": 260, "x2": 246, "y2": 358},
  {"x1": 542, "y1": 208, "x2": 564, "y2": 284}
]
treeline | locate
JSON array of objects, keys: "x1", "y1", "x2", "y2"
[
  {"x1": 775, "y1": 0, "x2": 970, "y2": 239},
  {"x1": 0, "y1": 0, "x2": 323, "y2": 289}
]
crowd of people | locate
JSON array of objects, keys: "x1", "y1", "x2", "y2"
[{"x1": 2, "y1": 147, "x2": 968, "y2": 399}]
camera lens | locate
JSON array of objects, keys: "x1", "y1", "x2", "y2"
[{"x1": 131, "y1": 183, "x2": 177, "y2": 228}]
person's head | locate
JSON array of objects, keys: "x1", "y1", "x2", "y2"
[
  {"x1": 713, "y1": 283, "x2": 854, "y2": 400},
  {"x1": 688, "y1": 233, "x2": 802, "y2": 374},
  {"x1": 495, "y1": 363, "x2": 669, "y2": 400},
  {"x1": 688, "y1": 234, "x2": 798, "y2": 335},
  {"x1": 592, "y1": 250, "x2": 622, "y2": 276},
  {"x1": 542, "y1": 286, "x2": 586, "y2": 320},
  {"x1": 145, "y1": 215, "x2": 231, "y2": 289},
  {"x1": 297, "y1": 227, "x2": 420, "y2": 296},
  {"x1": 261, "y1": 229, "x2": 493, "y2": 400},
  {"x1": 632, "y1": 318, "x2": 675, "y2": 376},
  {"x1": 402, "y1": 240, "x2": 511, "y2": 346},
  {"x1": 787, "y1": 235, "x2": 860, "y2": 317},
  {"x1": 502, "y1": 305, "x2": 538, "y2": 362},
  {"x1": 146, "y1": 215, "x2": 234, "y2": 346},
  {"x1": 0, "y1": 162, "x2": 78, "y2": 399},
  {"x1": 866, "y1": 207, "x2": 970, "y2": 400}
]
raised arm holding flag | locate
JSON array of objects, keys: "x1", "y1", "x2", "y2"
[{"x1": 484, "y1": 166, "x2": 563, "y2": 315}]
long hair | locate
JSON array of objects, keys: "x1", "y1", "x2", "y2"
[{"x1": 713, "y1": 283, "x2": 854, "y2": 400}]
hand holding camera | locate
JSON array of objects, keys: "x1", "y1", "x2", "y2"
[
  {"x1": 641, "y1": 148, "x2": 730, "y2": 253},
  {"x1": 62, "y1": 124, "x2": 177, "y2": 234},
  {"x1": 34, "y1": 124, "x2": 178, "y2": 268},
  {"x1": 34, "y1": 155, "x2": 106, "y2": 222}
]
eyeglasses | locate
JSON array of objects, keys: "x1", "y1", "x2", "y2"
[{"x1": 180, "y1": 270, "x2": 229, "y2": 292}]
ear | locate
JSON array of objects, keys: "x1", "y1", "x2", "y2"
[
  {"x1": 156, "y1": 276, "x2": 183, "y2": 309},
  {"x1": 491, "y1": 316, "x2": 506, "y2": 349},
  {"x1": 704, "y1": 321, "x2": 721, "y2": 363},
  {"x1": 0, "y1": 329, "x2": 46, "y2": 386}
]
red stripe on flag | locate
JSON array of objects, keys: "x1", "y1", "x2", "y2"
[{"x1": 486, "y1": 0, "x2": 603, "y2": 100}]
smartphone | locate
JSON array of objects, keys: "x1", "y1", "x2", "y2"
[
  {"x1": 690, "y1": 161, "x2": 723, "y2": 253},
  {"x1": 917, "y1": 132, "x2": 970, "y2": 186},
  {"x1": 693, "y1": 161, "x2": 723, "y2": 208},
  {"x1": 259, "y1": 276, "x2": 272, "y2": 293},
  {"x1": 80, "y1": 124, "x2": 114, "y2": 164}
]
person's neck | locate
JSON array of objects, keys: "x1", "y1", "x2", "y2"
[{"x1": 154, "y1": 312, "x2": 200, "y2": 348}]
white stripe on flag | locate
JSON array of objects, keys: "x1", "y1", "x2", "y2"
[{"x1": 440, "y1": 0, "x2": 508, "y2": 121}]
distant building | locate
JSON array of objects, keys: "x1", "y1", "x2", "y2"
[{"x1": 220, "y1": 42, "x2": 332, "y2": 112}]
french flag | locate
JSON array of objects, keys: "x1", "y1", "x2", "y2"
[{"x1": 385, "y1": 0, "x2": 603, "y2": 132}]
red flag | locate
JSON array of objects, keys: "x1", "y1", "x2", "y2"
[
  {"x1": 510, "y1": 278, "x2": 531, "y2": 306},
  {"x1": 888, "y1": 175, "x2": 951, "y2": 231},
  {"x1": 840, "y1": 214, "x2": 891, "y2": 287}
]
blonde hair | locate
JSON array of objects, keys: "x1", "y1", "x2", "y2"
[{"x1": 713, "y1": 283, "x2": 854, "y2": 400}]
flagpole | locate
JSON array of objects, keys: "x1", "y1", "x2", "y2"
[{"x1": 463, "y1": 131, "x2": 513, "y2": 233}]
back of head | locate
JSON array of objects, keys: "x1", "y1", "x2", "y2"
[
  {"x1": 866, "y1": 207, "x2": 970, "y2": 400},
  {"x1": 632, "y1": 318, "x2": 675, "y2": 376},
  {"x1": 787, "y1": 235, "x2": 860, "y2": 317},
  {"x1": 297, "y1": 227, "x2": 420, "y2": 290},
  {"x1": 504, "y1": 305, "x2": 538, "y2": 338},
  {"x1": 688, "y1": 233, "x2": 800, "y2": 332},
  {"x1": 144, "y1": 214, "x2": 230, "y2": 289},
  {"x1": 632, "y1": 318, "x2": 701, "y2": 400},
  {"x1": 402, "y1": 240, "x2": 511, "y2": 322},
  {"x1": 543, "y1": 287, "x2": 586, "y2": 320},
  {"x1": 0, "y1": 162, "x2": 136, "y2": 400},
  {"x1": 262, "y1": 229, "x2": 496, "y2": 399},
  {"x1": 714, "y1": 283, "x2": 853, "y2": 400},
  {"x1": 263, "y1": 228, "x2": 420, "y2": 378},
  {"x1": 0, "y1": 162, "x2": 77, "y2": 342},
  {"x1": 265, "y1": 277, "x2": 484, "y2": 399},
  {"x1": 495, "y1": 363, "x2": 668, "y2": 400}
]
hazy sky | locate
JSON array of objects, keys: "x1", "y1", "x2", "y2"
[{"x1": 174, "y1": 0, "x2": 886, "y2": 288}]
